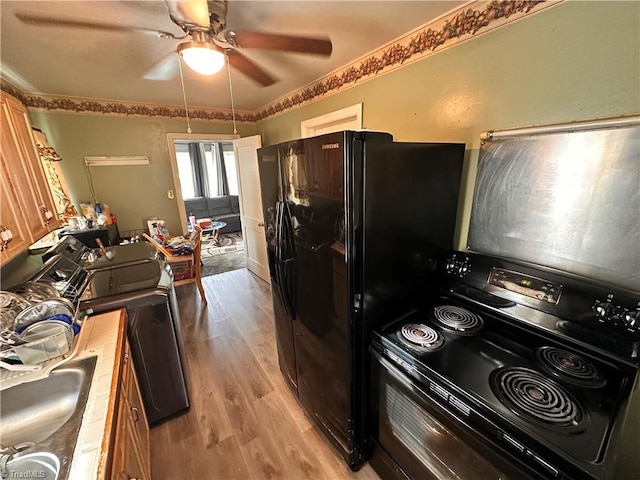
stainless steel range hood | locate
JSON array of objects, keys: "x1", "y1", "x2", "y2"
[{"x1": 468, "y1": 116, "x2": 640, "y2": 293}]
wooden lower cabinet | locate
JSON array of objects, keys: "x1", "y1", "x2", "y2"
[{"x1": 110, "y1": 340, "x2": 151, "y2": 480}]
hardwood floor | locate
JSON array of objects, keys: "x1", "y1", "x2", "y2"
[{"x1": 150, "y1": 268, "x2": 382, "y2": 480}]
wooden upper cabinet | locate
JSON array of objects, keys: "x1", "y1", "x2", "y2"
[
  {"x1": 0, "y1": 93, "x2": 60, "y2": 262},
  {"x1": 0, "y1": 153, "x2": 30, "y2": 264}
]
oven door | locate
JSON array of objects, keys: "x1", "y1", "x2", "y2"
[{"x1": 369, "y1": 347, "x2": 539, "y2": 480}]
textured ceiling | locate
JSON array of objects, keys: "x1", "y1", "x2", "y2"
[{"x1": 0, "y1": 1, "x2": 465, "y2": 111}]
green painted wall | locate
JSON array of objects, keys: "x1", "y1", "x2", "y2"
[
  {"x1": 24, "y1": 2, "x2": 640, "y2": 247},
  {"x1": 257, "y1": 1, "x2": 640, "y2": 249},
  {"x1": 28, "y1": 111, "x2": 256, "y2": 235}
]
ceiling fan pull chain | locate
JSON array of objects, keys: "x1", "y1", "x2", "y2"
[
  {"x1": 177, "y1": 54, "x2": 192, "y2": 134},
  {"x1": 226, "y1": 55, "x2": 238, "y2": 135}
]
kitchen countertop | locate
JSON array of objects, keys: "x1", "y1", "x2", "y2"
[{"x1": 66, "y1": 308, "x2": 125, "y2": 480}]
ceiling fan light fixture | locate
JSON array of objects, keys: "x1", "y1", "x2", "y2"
[{"x1": 178, "y1": 41, "x2": 225, "y2": 76}]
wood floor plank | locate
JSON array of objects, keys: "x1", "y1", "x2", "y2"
[
  {"x1": 239, "y1": 435, "x2": 289, "y2": 480},
  {"x1": 254, "y1": 391, "x2": 331, "y2": 480},
  {"x1": 203, "y1": 334, "x2": 262, "y2": 446},
  {"x1": 302, "y1": 425, "x2": 359, "y2": 480},
  {"x1": 189, "y1": 336, "x2": 235, "y2": 447},
  {"x1": 200, "y1": 435, "x2": 252, "y2": 480},
  {"x1": 151, "y1": 268, "x2": 381, "y2": 480}
]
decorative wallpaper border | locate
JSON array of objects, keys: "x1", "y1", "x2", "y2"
[
  {"x1": 256, "y1": 0, "x2": 558, "y2": 120},
  {"x1": 1, "y1": 0, "x2": 557, "y2": 123},
  {"x1": 0, "y1": 81, "x2": 257, "y2": 123}
]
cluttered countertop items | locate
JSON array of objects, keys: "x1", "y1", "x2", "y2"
[
  {"x1": 1, "y1": 303, "x2": 127, "y2": 480},
  {"x1": 0, "y1": 288, "x2": 78, "y2": 379}
]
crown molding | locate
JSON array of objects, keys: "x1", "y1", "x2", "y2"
[{"x1": 1, "y1": 0, "x2": 558, "y2": 124}]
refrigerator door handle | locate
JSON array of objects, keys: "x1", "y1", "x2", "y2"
[
  {"x1": 280, "y1": 202, "x2": 297, "y2": 315},
  {"x1": 275, "y1": 201, "x2": 284, "y2": 261},
  {"x1": 274, "y1": 202, "x2": 286, "y2": 302},
  {"x1": 283, "y1": 203, "x2": 295, "y2": 259},
  {"x1": 275, "y1": 201, "x2": 295, "y2": 319}
]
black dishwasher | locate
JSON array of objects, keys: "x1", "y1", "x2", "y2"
[{"x1": 79, "y1": 259, "x2": 189, "y2": 425}]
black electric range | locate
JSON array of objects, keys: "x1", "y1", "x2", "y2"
[{"x1": 369, "y1": 252, "x2": 639, "y2": 480}]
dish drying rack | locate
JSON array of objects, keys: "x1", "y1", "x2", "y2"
[
  {"x1": 0, "y1": 301, "x2": 82, "y2": 385},
  {"x1": 1, "y1": 256, "x2": 89, "y2": 386},
  {"x1": 29, "y1": 255, "x2": 90, "y2": 304}
]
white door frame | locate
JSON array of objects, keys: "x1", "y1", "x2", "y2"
[
  {"x1": 300, "y1": 103, "x2": 363, "y2": 138},
  {"x1": 166, "y1": 133, "x2": 239, "y2": 234}
]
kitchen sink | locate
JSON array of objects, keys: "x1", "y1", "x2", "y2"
[
  {"x1": 3, "y1": 452, "x2": 60, "y2": 480},
  {"x1": 1, "y1": 365, "x2": 87, "y2": 445},
  {"x1": 0, "y1": 355, "x2": 97, "y2": 480}
]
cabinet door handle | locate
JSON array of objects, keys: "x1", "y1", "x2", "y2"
[
  {"x1": 258, "y1": 222, "x2": 265, "y2": 227},
  {"x1": 39, "y1": 205, "x2": 53, "y2": 225},
  {"x1": 117, "y1": 473, "x2": 139, "y2": 480},
  {"x1": 131, "y1": 406, "x2": 140, "y2": 424},
  {"x1": 0, "y1": 226, "x2": 14, "y2": 251}
]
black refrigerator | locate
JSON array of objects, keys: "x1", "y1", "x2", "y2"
[{"x1": 257, "y1": 131, "x2": 465, "y2": 469}]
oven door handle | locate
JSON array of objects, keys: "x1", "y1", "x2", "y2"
[
  {"x1": 371, "y1": 345, "x2": 457, "y2": 411},
  {"x1": 370, "y1": 346, "x2": 422, "y2": 390}
]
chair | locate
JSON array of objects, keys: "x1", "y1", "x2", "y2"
[{"x1": 143, "y1": 227, "x2": 207, "y2": 304}]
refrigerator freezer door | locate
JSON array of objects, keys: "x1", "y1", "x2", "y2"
[
  {"x1": 257, "y1": 145, "x2": 298, "y2": 391},
  {"x1": 283, "y1": 133, "x2": 354, "y2": 460}
]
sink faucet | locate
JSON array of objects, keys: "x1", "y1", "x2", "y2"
[{"x1": 0, "y1": 443, "x2": 35, "y2": 478}]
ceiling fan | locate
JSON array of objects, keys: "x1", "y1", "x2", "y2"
[{"x1": 15, "y1": 0, "x2": 333, "y2": 87}]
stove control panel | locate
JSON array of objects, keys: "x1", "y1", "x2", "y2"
[
  {"x1": 593, "y1": 294, "x2": 640, "y2": 335},
  {"x1": 444, "y1": 253, "x2": 471, "y2": 277},
  {"x1": 488, "y1": 268, "x2": 562, "y2": 305}
]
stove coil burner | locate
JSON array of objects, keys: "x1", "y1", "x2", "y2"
[
  {"x1": 398, "y1": 323, "x2": 444, "y2": 352},
  {"x1": 491, "y1": 367, "x2": 587, "y2": 432},
  {"x1": 432, "y1": 305, "x2": 484, "y2": 335},
  {"x1": 536, "y1": 346, "x2": 606, "y2": 388}
]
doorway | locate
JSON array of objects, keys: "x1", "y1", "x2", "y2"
[
  {"x1": 167, "y1": 133, "x2": 268, "y2": 281},
  {"x1": 167, "y1": 133, "x2": 239, "y2": 233},
  {"x1": 167, "y1": 133, "x2": 246, "y2": 277}
]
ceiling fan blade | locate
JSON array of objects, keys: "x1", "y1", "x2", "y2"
[
  {"x1": 165, "y1": 0, "x2": 210, "y2": 28},
  {"x1": 227, "y1": 51, "x2": 276, "y2": 87},
  {"x1": 226, "y1": 30, "x2": 332, "y2": 56},
  {"x1": 15, "y1": 12, "x2": 180, "y2": 38},
  {"x1": 143, "y1": 53, "x2": 179, "y2": 81}
]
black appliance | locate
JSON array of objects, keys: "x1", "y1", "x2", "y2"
[
  {"x1": 26, "y1": 243, "x2": 189, "y2": 425},
  {"x1": 42, "y1": 234, "x2": 158, "y2": 270},
  {"x1": 369, "y1": 251, "x2": 640, "y2": 480},
  {"x1": 58, "y1": 222, "x2": 120, "y2": 248},
  {"x1": 257, "y1": 131, "x2": 465, "y2": 468},
  {"x1": 79, "y1": 260, "x2": 189, "y2": 425}
]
